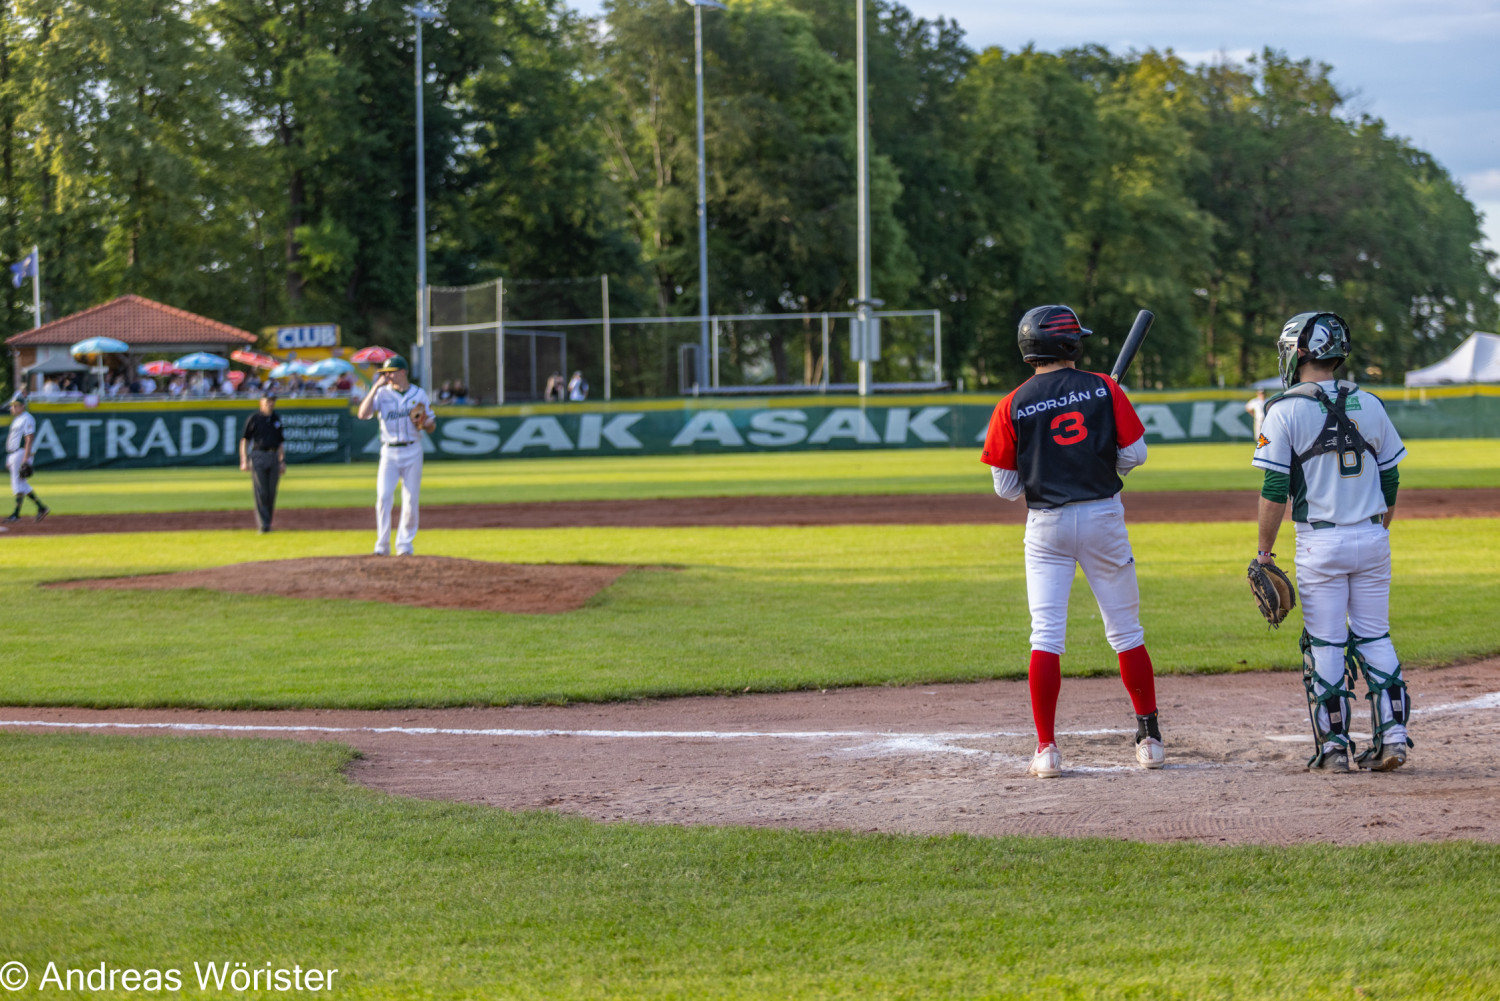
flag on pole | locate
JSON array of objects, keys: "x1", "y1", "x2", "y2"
[{"x1": 9, "y1": 249, "x2": 37, "y2": 288}]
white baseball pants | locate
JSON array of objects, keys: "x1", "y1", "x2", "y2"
[
  {"x1": 375, "y1": 443, "x2": 423, "y2": 555},
  {"x1": 7, "y1": 451, "x2": 32, "y2": 496},
  {"x1": 1294, "y1": 521, "x2": 1407, "y2": 747},
  {"x1": 1023, "y1": 495, "x2": 1145, "y2": 655}
]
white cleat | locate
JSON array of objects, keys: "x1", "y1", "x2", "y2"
[
  {"x1": 1028, "y1": 743, "x2": 1063, "y2": 778},
  {"x1": 1135, "y1": 736, "x2": 1166, "y2": 769}
]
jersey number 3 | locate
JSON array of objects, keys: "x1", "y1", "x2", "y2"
[{"x1": 1050, "y1": 411, "x2": 1088, "y2": 446}]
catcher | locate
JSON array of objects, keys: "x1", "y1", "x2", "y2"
[
  {"x1": 1251, "y1": 311, "x2": 1410, "y2": 773},
  {"x1": 5, "y1": 394, "x2": 50, "y2": 524},
  {"x1": 356, "y1": 355, "x2": 436, "y2": 556}
]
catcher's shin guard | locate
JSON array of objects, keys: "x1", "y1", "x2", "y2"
[
  {"x1": 1301, "y1": 630, "x2": 1356, "y2": 769},
  {"x1": 1347, "y1": 632, "x2": 1413, "y2": 766}
]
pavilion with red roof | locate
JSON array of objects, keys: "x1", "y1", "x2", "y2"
[{"x1": 6, "y1": 294, "x2": 257, "y2": 392}]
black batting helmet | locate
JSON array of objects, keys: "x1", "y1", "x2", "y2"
[{"x1": 1018, "y1": 305, "x2": 1091, "y2": 363}]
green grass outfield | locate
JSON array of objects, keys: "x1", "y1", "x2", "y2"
[
  {"x1": 1, "y1": 520, "x2": 1496, "y2": 708},
  {"x1": 3, "y1": 734, "x2": 1498, "y2": 1000},
  {"x1": 25, "y1": 439, "x2": 1500, "y2": 514}
]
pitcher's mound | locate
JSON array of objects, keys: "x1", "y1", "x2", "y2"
[{"x1": 48, "y1": 556, "x2": 639, "y2": 614}]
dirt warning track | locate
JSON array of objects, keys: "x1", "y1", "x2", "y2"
[
  {"x1": 4, "y1": 658, "x2": 1498, "y2": 846},
  {"x1": 8, "y1": 487, "x2": 1500, "y2": 536}
]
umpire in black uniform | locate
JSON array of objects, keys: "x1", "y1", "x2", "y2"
[{"x1": 240, "y1": 387, "x2": 286, "y2": 533}]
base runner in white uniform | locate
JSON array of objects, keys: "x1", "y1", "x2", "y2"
[
  {"x1": 6, "y1": 395, "x2": 49, "y2": 523},
  {"x1": 357, "y1": 355, "x2": 436, "y2": 556},
  {"x1": 1253, "y1": 311, "x2": 1410, "y2": 772}
]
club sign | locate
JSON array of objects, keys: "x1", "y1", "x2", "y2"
[{"x1": 272, "y1": 324, "x2": 340, "y2": 350}]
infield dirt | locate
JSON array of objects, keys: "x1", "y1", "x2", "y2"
[
  {"x1": 9, "y1": 486, "x2": 1500, "y2": 536},
  {"x1": 3, "y1": 657, "x2": 1497, "y2": 846},
  {"x1": 46, "y1": 555, "x2": 644, "y2": 614}
]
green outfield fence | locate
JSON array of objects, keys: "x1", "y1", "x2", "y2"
[{"x1": 8, "y1": 386, "x2": 1499, "y2": 470}]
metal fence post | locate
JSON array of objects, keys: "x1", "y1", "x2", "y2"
[
  {"x1": 504, "y1": 276, "x2": 510, "y2": 405},
  {"x1": 601, "y1": 273, "x2": 612, "y2": 401},
  {"x1": 821, "y1": 313, "x2": 830, "y2": 392},
  {"x1": 711, "y1": 315, "x2": 720, "y2": 388},
  {"x1": 422, "y1": 284, "x2": 433, "y2": 390},
  {"x1": 933, "y1": 309, "x2": 942, "y2": 385}
]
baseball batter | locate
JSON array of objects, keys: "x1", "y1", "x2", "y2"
[
  {"x1": 357, "y1": 356, "x2": 435, "y2": 556},
  {"x1": 981, "y1": 305, "x2": 1164, "y2": 778},
  {"x1": 5, "y1": 395, "x2": 49, "y2": 523},
  {"x1": 1253, "y1": 311, "x2": 1410, "y2": 772}
]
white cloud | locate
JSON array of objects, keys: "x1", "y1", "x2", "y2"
[
  {"x1": 903, "y1": 1, "x2": 1500, "y2": 47},
  {"x1": 1171, "y1": 47, "x2": 1255, "y2": 66},
  {"x1": 1472, "y1": 200, "x2": 1500, "y2": 255},
  {"x1": 1463, "y1": 170, "x2": 1500, "y2": 201},
  {"x1": 1312, "y1": 0, "x2": 1500, "y2": 44}
]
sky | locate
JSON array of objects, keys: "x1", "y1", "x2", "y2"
[{"x1": 567, "y1": 0, "x2": 1500, "y2": 257}]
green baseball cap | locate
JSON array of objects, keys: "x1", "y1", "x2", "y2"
[{"x1": 377, "y1": 355, "x2": 409, "y2": 373}]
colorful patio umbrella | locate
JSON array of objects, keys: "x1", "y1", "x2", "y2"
[
  {"x1": 175, "y1": 352, "x2": 230, "y2": 371},
  {"x1": 70, "y1": 336, "x2": 130, "y2": 357},
  {"x1": 305, "y1": 357, "x2": 355, "y2": 377},
  {"x1": 349, "y1": 346, "x2": 396, "y2": 365},
  {"x1": 224, "y1": 370, "x2": 246, "y2": 386},
  {"x1": 230, "y1": 349, "x2": 279, "y2": 369},
  {"x1": 138, "y1": 360, "x2": 184, "y2": 377},
  {"x1": 269, "y1": 361, "x2": 308, "y2": 379},
  {"x1": 70, "y1": 337, "x2": 130, "y2": 390}
]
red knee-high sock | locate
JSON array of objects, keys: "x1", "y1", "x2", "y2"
[
  {"x1": 1028, "y1": 650, "x2": 1062, "y2": 747},
  {"x1": 1117, "y1": 644, "x2": 1157, "y2": 716}
]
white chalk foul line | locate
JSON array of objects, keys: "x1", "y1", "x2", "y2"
[
  {"x1": 0, "y1": 719, "x2": 1237, "y2": 771},
  {"x1": 1423, "y1": 691, "x2": 1500, "y2": 714},
  {"x1": 0, "y1": 719, "x2": 1129, "y2": 742},
  {"x1": 1261, "y1": 689, "x2": 1500, "y2": 742}
]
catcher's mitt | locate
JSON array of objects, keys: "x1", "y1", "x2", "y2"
[
  {"x1": 1247, "y1": 559, "x2": 1296, "y2": 628},
  {"x1": 18, "y1": 461, "x2": 33, "y2": 479}
]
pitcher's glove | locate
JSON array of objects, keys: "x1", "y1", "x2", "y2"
[
  {"x1": 1247, "y1": 558, "x2": 1296, "y2": 628},
  {"x1": 18, "y1": 461, "x2": 32, "y2": 479},
  {"x1": 410, "y1": 404, "x2": 429, "y2": 429}
]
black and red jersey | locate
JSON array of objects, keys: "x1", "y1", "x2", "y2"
[{"x1": 980, "y1": 368, "x2": 1146, "y2": 509}]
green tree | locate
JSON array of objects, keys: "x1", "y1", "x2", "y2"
[
  {"x1": 1185, "y1": 50, "x2": 1495, "y2": 384},
  {"x1": 1060, "y1": 47, "x2": 1212, "y2": 388},
  {"x1": 790, "y1": 0, "x2": 975, "y2": 383},
  {"x1": 601, "y1": 0, "x2": 916, "y2": 384}
]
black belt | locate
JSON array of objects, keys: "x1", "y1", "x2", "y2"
[
  {"x1": 384, "y1": 441, "x2": 414, "y2": 447},
  {"x1": 251, "y1": 446, "x2": 280, "y2": 453},
  {"x1": 1309, "y1": 515, "x2": 1382, "y2": 529}
]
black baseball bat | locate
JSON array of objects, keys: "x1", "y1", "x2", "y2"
[{"x1": 1109, "y1": 309, "x2": 1155, "y2": 383}]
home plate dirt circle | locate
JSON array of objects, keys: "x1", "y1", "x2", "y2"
[
  {"x1": 46, "y1": 555, "x2": 648, "y2": 614},
  {"x1": 4, "y1": 658, "x2": 1498, "y2": 846}
]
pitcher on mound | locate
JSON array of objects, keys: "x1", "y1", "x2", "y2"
[
  {"x1": 981, "y1": 306, "x2": 1164, "y2": 778},
  {"x1": 357, "y1": 355, "x2": 436, "y2": 556}
]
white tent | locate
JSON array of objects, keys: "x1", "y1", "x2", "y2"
[{"x1": 1404, "y1": 332, "x2": 1500, "y2": 386}]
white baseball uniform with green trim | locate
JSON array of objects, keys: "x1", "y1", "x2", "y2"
[
  {"x1": 6, "y1": 411, "x2": 36, "y2": 496},
  {"x1": 1252, "y1": 380, "x2": 1408, "y2": 751},
  {"x1": 367, "y1": 384, "x2": 431, "y2": 555}
]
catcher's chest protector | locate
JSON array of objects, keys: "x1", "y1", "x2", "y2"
[{"x1": 1278, "y1": 383, "x2": 1377, "y2": 467}]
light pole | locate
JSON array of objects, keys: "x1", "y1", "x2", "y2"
[
  {"x1": 686, "y1": 0, "x2": 724, "y2": 391},
  {"x1": 413, "y1": 4, "x2": 438, "y2": 388},
  {"x1": 854, "y1": 0, "x2": 873, "y2": 396}
]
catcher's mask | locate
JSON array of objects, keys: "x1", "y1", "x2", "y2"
[
  {"x1": 1277, "y1": 311, "x2": 1350, "y2": 388},
  {"x1": 1018, "y1": 305, "x2": 1091, "y2": 363}
]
